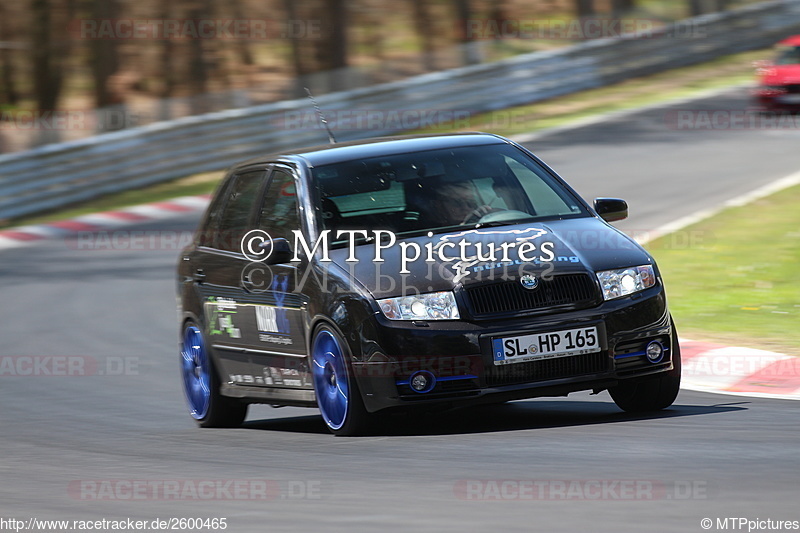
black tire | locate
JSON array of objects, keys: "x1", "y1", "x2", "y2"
[
  {"x1": 310, "y1": 324, "x2": 373, "y2": 436},
  {"x1": 609, "y1": 323, "x2": 681, "y2": 413},
  {"x1": 180, "y1": 320, "x2": 248, "y2": 428}
]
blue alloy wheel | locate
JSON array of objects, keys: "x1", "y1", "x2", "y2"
[
  {"x1": 312, "y1": 328, "x2": 350, "y2": 431},
  {"x1": 181, "y1": 325, "x2": 210, "y2": 420}
]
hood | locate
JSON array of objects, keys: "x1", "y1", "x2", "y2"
[
  {"x1": 326, "y1": 217, "x2": 652, "y2": 299},
  {"x1": 760, "y1": 64, "x2": 800, "y2": 86}
]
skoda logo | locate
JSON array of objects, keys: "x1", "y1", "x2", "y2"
[{"x1": 520, "y1": 274, "x2": 539, "y2": 290}]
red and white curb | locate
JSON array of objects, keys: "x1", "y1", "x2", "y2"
[
  {"x1": 0, "y1": 195, "x2": 211, "y2": 250},
  {"x1": 681, "y1": 338, "x2": 800, "y2": 401}
]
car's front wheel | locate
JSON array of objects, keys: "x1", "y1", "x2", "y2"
[
  {"x1": 609, "y1": 326, "x2": 681, "y2": 413},
  {"x1": 180, "y1": 321, "x2": 247, "y2": 428},
  {"x1": 310, "y1": 324, "x2": 372, "y2": 436}
]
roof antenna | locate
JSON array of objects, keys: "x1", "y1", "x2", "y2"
[{"x1": 304, "y1": 87, "x2": 336, "y2": 144}]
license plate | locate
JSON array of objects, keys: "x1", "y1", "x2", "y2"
[{"x1": 492, "y1": 326, "x2": 600, "y2": 366}]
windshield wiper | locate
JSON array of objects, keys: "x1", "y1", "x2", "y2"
[{"x1": 474, "y1": 217, "x2": 537, "y2": 229}]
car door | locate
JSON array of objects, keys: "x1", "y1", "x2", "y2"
[
  {"x1": 190, "y1": 168, "x2": 268, "y2": 387},
  {"x1": 237, "y1": 165, "x2": 312, "y2": 390}
]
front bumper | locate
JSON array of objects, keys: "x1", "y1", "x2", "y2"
[{"x1": 352, "y1": 285, "x2": 673, "y2": 413}]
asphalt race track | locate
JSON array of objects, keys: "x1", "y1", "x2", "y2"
[{"x1": 2, "y1": 87, "x2": 799, "y2": 532}]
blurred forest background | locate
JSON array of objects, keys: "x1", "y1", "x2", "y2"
[{"x1": 0, "y1": 0, "x2": 757, "y2": 150}]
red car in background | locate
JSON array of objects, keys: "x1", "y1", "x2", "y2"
[{"x1": 754, "y1": 35, "x2": 800, "y2": 111}]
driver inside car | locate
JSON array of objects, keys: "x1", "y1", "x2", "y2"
[
  {"x1": 430, "y1": 181, "x2": 485, "y2": 226},
  {"x1": 429, "y1": 178, "x2": 523, "y2": 227}
]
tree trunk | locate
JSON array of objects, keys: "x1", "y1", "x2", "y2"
[
  {"x1": 284, "y1": 0, "x2": 308, "y2": 97},
  {"x1": 453, "y1": 0, "x2": 479, "y2": 66},
  {"x1": 31, "y1": 0, "x2": 63, "y2": 112},
  {"x1": 0, "y1": 5, "x2": 19, "y2": 105},
  {"x1": 489, "y1": 0, "x2": 510, "y2": 41},
  {"x1": 611, "y1": 0, "x2": 635, "y2": 17},
  {"x1": 410, "y1": 0, "x2": 436, "y2": 71},
  {"x1": 315, "y1": 0, "x2": 348, "y2": 92},
  {"x1": 688, "y1": 0, "x2": 705, "y2": 17},
  {"x1": 230, "y1": 0, "x2": 254, "y2": 66},
  {"x1": 186, "y1": 0, "x2": 213, "y2": 112},
  {"x1": 689, "y1": 0, "x2": 727, "y2": 15},
  {"x1": 575, "y1": 0, "x2": 595, "y2": 19},
  {"x1": 31, "y1": 0, "x2": 73, "y2": 144},
  {"x1": 89, "y1": 0, "x2": 121, "y2": 108},
  {"x1": 325, "y1": 0, "x2": 348, "y2": 70},
  {"x1": 158, "y1": 2, "x2": 176, "y2": 99},
  {"x1": 713, "y1": 0, "x2": 729, "y2": 12}
]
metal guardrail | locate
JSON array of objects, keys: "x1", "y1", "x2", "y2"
[{"x1": 2, "y1": 0, "x2": 800, "y2": 220}]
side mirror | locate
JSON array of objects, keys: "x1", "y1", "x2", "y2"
[
  {"x1": 260, "y1": 237, "x2": 294, "y2": 264},
  {"x1": 594, "y1": 198, "x2": 628, "y2": 222}
]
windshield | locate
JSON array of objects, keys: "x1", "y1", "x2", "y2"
[
  {"x1": 775, "y1": 45, "x2": 800, "y2": 65},
  {"x1": 311, "y1": 143, "x2": 587, "y2": 244}
]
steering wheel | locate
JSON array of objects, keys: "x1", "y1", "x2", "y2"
[
  {"x1": 461, "y1": 205, "x2": 504, "y2": 225},
  {"x1": 462, "y1": 207, "x2": 533, "y2": 225}
]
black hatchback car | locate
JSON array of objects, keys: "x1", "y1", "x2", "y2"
[{"x1": 178, "y1": 133, "x2": 680, "y2": 435}]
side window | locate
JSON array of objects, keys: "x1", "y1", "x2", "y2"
[
  {"x1": 197, "y1": 177, "x2": 234, "y2": 248},
  {"x1": 214, "y1": 170, "x2": 266, "y2": 251},
  {"x1": 258, "y1": 169, "x2": 300, "y2": 241}
]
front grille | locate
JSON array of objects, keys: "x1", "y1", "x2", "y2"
[
  {"x1": 785, "y1": 84, "x2": 800, "y2": 94},
  {"x1": 463, "y1": 273, "x2": 600, "y2": 317},
  {"x1": 486, "y1": 351, "x2": 609, "y2": 386}
]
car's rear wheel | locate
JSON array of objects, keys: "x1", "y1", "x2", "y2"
[
  {"x1": 181, "y1": 321, "x2": 247, "y2": 428},
  {"x1": 609, "y1": 324, "x2": 681, "y2": 413},
  {"x1": 310, "y1": 325, "x2": 371, "y2": 436}
]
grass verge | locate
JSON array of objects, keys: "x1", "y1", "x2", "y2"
[{"x1": 646, "y1": 185, "x2": 800, "y2": 356}]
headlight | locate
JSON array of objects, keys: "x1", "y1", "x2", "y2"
[
  {"x1": 377, "y1": 291, "x2": 460, "y2": 320},
  {"x1": 596, "y1": 265, "x2": 656, "y2": 301}
]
